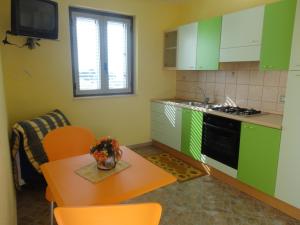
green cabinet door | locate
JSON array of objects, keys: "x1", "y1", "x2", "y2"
[
  {"x1": 260, "y1": 0, "x2": 297, "y2": 70},
  {"x1": 196, "y1": 16, "x2": 222, "y2": 70},
  {"x1": 237, "y1": 123, "x2": 281, "y2": 196},
  {"x1": 181, "y1": 109, "x2": 203, "y2": 160}
]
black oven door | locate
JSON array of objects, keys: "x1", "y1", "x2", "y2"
[{"x1": 202, "y1": 122, "x2": 240, "y2": 169}]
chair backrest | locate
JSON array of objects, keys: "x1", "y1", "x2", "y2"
[
  {"x1": 54, "y1": 203, "x2": 162, "y2": 225},
  {"x1": 43, "y1": 126, "x2": 96, "y2": 161}
]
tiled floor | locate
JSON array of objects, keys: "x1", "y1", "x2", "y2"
[{"x1": 17, "y1": 146, "x2": 300, "y2": 225}]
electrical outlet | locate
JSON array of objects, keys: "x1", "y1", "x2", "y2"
[{"x1": 279, "y1": 95, "x2": 285, "y2": 103}]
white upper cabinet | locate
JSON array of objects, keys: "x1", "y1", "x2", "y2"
[
  {"x1": 220, "y1": 5, "x2": 265, "y2": 62},
  {"x1": 290, "y1": 0, "x2": 300, "y2": 71},
  {"x1": 177, "y1": 22, "x2": 198, "y2": 70}
]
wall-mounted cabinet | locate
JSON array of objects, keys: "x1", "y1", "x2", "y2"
[
  {"x1": 260, "y1": 0, "x2": 297, "y2": 70},
  {"x1": 220, "y1": 5, "x2": 265, "y2": 62},
  {"x1": 238, "y1": 123, "x2": 281, "y2": 196},
  {"x1": 163, "y1": 30, "x2": 177, "y2": 69},
  {"x1": 196, "y1": 16, "x2": 222, "y2": 70},
  {"x1": 167, "y1": 0, "x2": 298, "y2": 71},
  {"x1": 290, "y1": 0, "x2": 300, "y2": 71},
  {"x1": 176, "y1": 22, "x2": 198, "y2": 70}
]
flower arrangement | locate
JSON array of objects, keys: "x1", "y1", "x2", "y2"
[{"x1": 90, "y1": 136, "x2": 122, "y2": 170}]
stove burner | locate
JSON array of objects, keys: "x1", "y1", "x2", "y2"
[{"x1": 212, "y1": 106, "x2": 261, "y2": 116}]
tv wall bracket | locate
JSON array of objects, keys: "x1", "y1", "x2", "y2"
[{"x1": 2, "y1": 31, "x2": 41, "y2": 50}]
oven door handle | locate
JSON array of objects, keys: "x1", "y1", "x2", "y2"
[{"x1": 204, "y1": 122, "x2": 240, "y2": 134}]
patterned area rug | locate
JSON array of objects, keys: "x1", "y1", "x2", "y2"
[{"x1": 146, "y1": 153, "x2": 206, "y2": 182}]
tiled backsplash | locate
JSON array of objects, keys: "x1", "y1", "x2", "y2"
[{"x1": 176, "y1": 62, "x2": 288, "y2": 114}]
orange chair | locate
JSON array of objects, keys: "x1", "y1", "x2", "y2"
[
  {"x1": 42, "y1": 126, "x2": 96, "y2": 225},
  {"x1": 54, "y1": 203, "x2": 162, "y2": 225}
]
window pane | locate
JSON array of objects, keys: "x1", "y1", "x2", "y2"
[
  {"x1": 76, "y1": 17, "x2": 101, "y2": 90},
  {"x1": 107, "y1": 21, "x2": 128, "y2": 90}
]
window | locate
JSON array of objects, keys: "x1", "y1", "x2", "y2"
[{"x1": 69, "y1": 7, "x2": 134, "y2": 97}]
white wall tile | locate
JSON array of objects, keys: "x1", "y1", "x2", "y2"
[
  {"x1": 225, "y1": 84, "x2": 237, "y2": 99},
  {"x1": 277, "y1": 88, "x2": 286, "y2": 104},
  {"x1": 261, "y1": 102, "x2": 277, "y2": 112},
  {"x1": 279, "y1": 71, "x2": 288, "y2": 87},
  {"x1": 236, "y1": 84, "x2": 249, "y2": 100},
  {"x1": 176, "y1": 64, "x2": 287, "y2": 114},
  {"x1": 263, "y1": 71, "x2": 280, "y2": 87},
  {"x1": 184, "y1": 71, "x2": 199, "y2": 82},
  {"x1": 276, "y1": 103, "x2": 284, "y2": 114},
  {"x1": 215, "y1": 96, "x2": 225, "y2": 104},
  {"x1": 215, "y1": 84, "x2": 225, "y2": 96},
  {"x1": 248, "y1": 100, "x2": 262, "y2": 110},
  {"x1": 225, "y1": 96, "x2": 237, "y2": 106},
  {"x1": 249, "y1": 71, "x2": 264, "y2": 85},
  {"x1": 262, "y1": 86, "x2": 278, "y2": 102},
  {"x1": 198, "y1": 71, "x2": 207, "y2": 83},
  {"x1": 206, "y1": 71, "x2": 216, "y2": 83},
  {"x1": 248, "y1": 85, "x2": 263, "y2": 101},
  {"x1": 215, "y1": 71, "x2": 226, "y2": 83},
  {"x1": 177, "y1": 81, "x2": 197, "y2": 92},
  {"x1": 237, "y1": 71, "x2": 250, "y2": 84},
  {"x1": 205, "y1": 82, "x2": 216, "y2": 96},
  {"x1": 225, "y1": 71, "x2": 237, "y2": 84},
  {"x1": 236, "y1": 99, "x2": 248, "y2": 108}
]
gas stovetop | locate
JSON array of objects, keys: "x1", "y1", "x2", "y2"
[{"x1": 212, "y1": 106, "x2": 262, "y2": 116}]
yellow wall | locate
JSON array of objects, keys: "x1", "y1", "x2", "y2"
[
  {"x1": 0, "y1": 0, "x2": 182, "y2": 145},
  {"x1": 179, "y1": 0, "x2": 280, "y2": 24},
  {"x1": 0, "y1": 0, "x2": 283, "y2": 146},
  {"x1": 0, "y1": 49, "x2": 17, "y2": 224}
]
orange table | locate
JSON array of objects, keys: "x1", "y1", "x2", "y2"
[{"x1": 41, "y1": 146, "x2": 177, "y2": 207}]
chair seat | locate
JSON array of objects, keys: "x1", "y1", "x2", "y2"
[{"x1": 54, "y1": 203, "x2": 162, "y2": 225}]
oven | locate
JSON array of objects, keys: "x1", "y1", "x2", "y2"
[{"x1": 202, "y1": 114, "x2": 241, "y2": 169}]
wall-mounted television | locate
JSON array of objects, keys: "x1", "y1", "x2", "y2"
[{"x1": 11, "y1": 0, "x2": 58, "y2": 40}]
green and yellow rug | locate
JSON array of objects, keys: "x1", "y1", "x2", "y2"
[{"x1": 146, "y1": 153, "x2": 206, "y2": 182}]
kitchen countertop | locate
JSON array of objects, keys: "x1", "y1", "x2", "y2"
[{"x1": 152, "y1": 99, "x2": 283, "y2": 130}]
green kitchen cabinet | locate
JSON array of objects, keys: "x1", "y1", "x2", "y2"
[
  {"x1": 237, "y1": 123, "x2": 281, "y2": 196},
  {"x1": 260, "y1": 0, "x2": 297, "y2": 70},
  {"x1": 181, "y1": 109, "x2": 203, "y2": 161},
  {"x1": 196, "y1": 16, "x2": 222, "y2": 70}
]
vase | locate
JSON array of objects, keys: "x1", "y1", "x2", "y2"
[{"x1": 97, "y1": 154, "x2": 117, "y2": 170}]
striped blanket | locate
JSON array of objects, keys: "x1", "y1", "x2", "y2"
[{"x1": 11, "y1": 109, "x2": 71, "y2": 188}]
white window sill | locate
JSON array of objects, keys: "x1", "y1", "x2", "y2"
[{"x1": 73, "y1": 93, "x2": 137, "y2": 100}]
